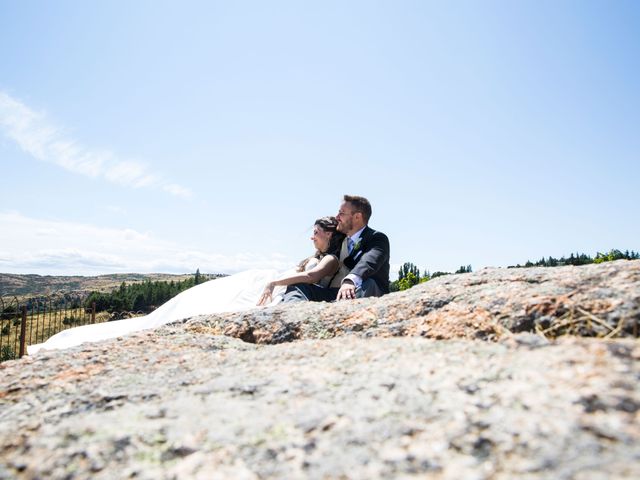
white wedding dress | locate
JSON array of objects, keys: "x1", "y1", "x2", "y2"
[{"x1": 27, "y1": 268, "x2": 292, "y2": 354}]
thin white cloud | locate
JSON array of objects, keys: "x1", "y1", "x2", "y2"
[
  {"x1": 0, "y1": 212, "x2": 293, "y2": 276},
  {"x1": 0, "y1": 91, "x2": 192, "y2": 198},
  {"x1": 163, "y1": 183, "x2": 193, "y2": 197},
  {"x1": 104, "y1": 205, "x2": 127, "y2": 215}
]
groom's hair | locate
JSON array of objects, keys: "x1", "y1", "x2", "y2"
[{"x1": 343, "y1": 195, "x2": 371, "y2": 223}]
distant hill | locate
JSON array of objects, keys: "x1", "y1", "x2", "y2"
[{"x1": 0, "y1": 273, "x2": 224, "y2": 298}]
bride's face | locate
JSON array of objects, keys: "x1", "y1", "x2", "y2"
[{"x1": 311, "y1": 226, "x2": 332, "y2": 253}]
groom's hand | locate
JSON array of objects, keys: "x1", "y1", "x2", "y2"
[{"x1": 337, "y1": 280, "x2": 356, "y2": 301}]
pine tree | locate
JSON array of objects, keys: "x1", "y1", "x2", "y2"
[
  {"x1": 398, "y1": 262, "x2": 420, "y2": 283},
  {"x1": 392, "y1": 262, "x2": 424, "y2": 291}
]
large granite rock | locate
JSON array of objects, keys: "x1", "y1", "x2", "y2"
[
  {"x1": 1, "y1": 261, "x2": 639, "y2": 479},
  {"x1": 186, "y1": 260, "x2": 640, "y2": 343}
]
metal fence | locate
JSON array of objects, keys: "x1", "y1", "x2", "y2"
[{"x1": 0, "y1": 295, "x2": 103, "y2": 362}]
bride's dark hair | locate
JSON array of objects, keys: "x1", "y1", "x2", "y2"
[{"x1": 297, "y1": 216, "x2": 346, "y2": 272}]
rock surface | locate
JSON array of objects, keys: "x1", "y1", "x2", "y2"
[
  {"x1": 1, "y1": 261, "x2": 639, "y2": 479},
  {"x1": 187, "y1": 260, "x2": 640, "y2": 343}
]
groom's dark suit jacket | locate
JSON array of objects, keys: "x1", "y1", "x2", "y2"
[{"x1": 342, "y1": 226, "x2": 390, "y2": 294}]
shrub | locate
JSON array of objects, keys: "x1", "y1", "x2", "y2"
[
  {"x1": 62, "y1": 316, "x2": 79, "y2": 326},
  {"x1": 1, "y1": 345, "x2": 16, "y2": 361}
]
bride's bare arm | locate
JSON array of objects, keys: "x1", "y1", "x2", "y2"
[{"x1": 257, "y1": 256, "x2": 339, "y2": 306}]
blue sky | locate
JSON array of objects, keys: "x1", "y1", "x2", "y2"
[{"x1": 1, "y1": 0, "x2": 638, "y2": 277}]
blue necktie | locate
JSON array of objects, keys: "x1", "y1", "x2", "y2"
[{"x1": 348, "y1": 238, "x2": 354, "y2": 254}]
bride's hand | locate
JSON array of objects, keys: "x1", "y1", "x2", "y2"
[{"x1": 257, "y1": 283, "x2": 275, "y2": 306}]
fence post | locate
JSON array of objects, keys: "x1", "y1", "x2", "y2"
[
  {"x1": 19, "y1": 305, "x2": 27, "y2": 357},
  {"x1": 91, "y1": 302, "x2": 96, "y2": 324}
]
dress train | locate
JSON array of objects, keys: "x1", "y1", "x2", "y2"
[{"x1": 27, "y1": 269, "x2": 287, "y2": 354}]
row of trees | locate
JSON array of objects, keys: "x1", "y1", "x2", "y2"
[
  {"x1": 84, "y1": 270, "x2": 212, "y2": 313},
  {"x1": 390, "y1": 263, "x2": 473, "y2": 292},
  {"x1": 391, "y1": 248, "x2": 638, "y2": 292},
  {"x1": 508, "y1": 249, "x2": 639, "y2": 268}
]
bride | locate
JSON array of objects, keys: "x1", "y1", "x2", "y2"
[{"x1": 28, "y1": 216, "x2": 346, "y2": 354}]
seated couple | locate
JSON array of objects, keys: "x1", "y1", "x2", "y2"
[
  {"x1": 258, "y1": 194, "x2": 390, "y2": 305},
  {"x1": 29, "y1": 195, "x2": 389, "y2": 353}
]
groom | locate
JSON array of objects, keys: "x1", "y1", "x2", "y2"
[{"x1": 283, "y1": 194, "x2": 390, "y2": 302}]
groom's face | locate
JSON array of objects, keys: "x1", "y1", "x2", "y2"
[{"x1": 336, "y1": 201, "x2": 356, "y2": 234}]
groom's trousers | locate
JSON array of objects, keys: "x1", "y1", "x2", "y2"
[
  {"x1": 357, "y1": 278, "x2": 384, "y2": 298},
  {"x1": 282, "y1": 283, "x2": 338, "y2": 303},
  {"x1": 282, "y1": 278, "x2": 384, "y2": 303}
]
